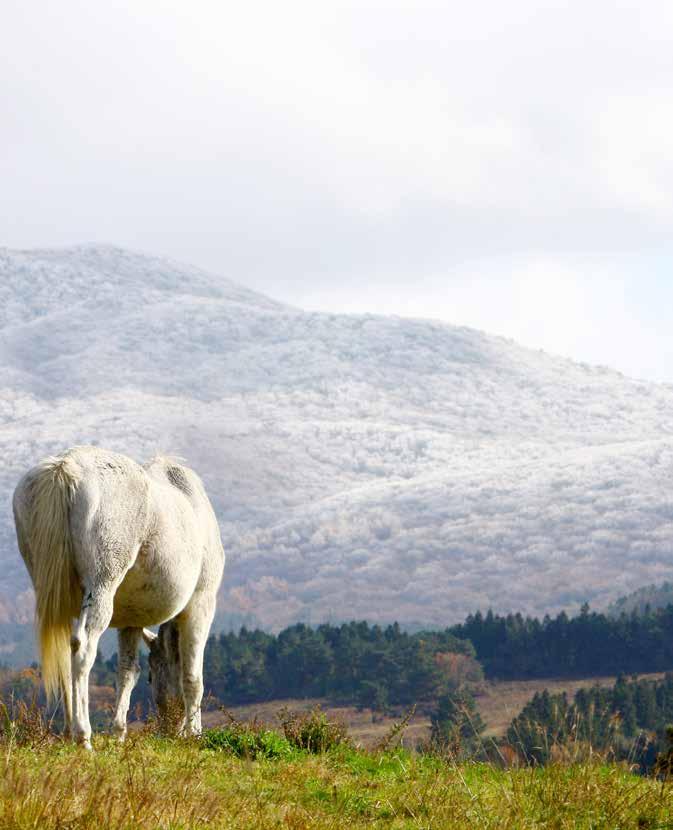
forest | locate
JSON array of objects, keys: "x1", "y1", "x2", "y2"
[
  {"x1": 20, "y1": 603, "x2": 673, "y2": 714},
  {"x1": 7, "y1": 604, "x2": 673, "y2": 713},
  {"x1": 449, "y1": 603, "x2": 673, "y2": 679},
  {"x1": 196, "y1": 603, "x2": 673, "y2": 701},
  {"x1": 93, "y1": 620, "x2": 482, "y2": 711},
  {"x1": 508, "y1": 673, "x2": 673, "y2": 771}
]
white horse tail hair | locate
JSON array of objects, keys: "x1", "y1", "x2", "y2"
[{"x1": 28, "y1": 454, "x2": 83, "y2": 711}]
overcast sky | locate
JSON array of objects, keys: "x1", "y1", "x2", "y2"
[{"x1": 3, "y1": 0, "x2": 673, "y2": 382}]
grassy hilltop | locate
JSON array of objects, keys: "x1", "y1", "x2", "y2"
[{"x1": 2, "y1": 730, "x2": 673, "y2": 829}]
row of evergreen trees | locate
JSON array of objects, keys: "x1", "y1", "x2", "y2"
[
  {"x1": 201, "y1": 603, "x2": 673, "y2": 705},
  {"x1": 449, "y1": 604, "x2": 673, "y2": 679},
  {"x1": 201, "y1": 621, "x2": 481, "y2": 708},
  {"x1": 92, "y1": 604, "x2": 673, "y2": 712},
  {"x1": 507, "y1": 673, "x2": 673, "y2": 769}
]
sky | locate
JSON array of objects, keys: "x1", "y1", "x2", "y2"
[{"x1": 2, "y1": 0, "x2": 673, "y2": 382}]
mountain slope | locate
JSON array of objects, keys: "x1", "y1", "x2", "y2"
[
  {"x1": 2, "y1": 245, "x2": 673, "y2": 638},
  {"x1": 607, "y1": 582, "x2": 673, "y2": 617}
]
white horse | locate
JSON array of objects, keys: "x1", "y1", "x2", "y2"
[{"x1": 12, "y1": 446, "x2": 225, "y2": 749}]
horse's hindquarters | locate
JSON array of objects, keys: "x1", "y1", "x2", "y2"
[{"x1": 110, "y1": 540, "x2": 203, "y2": 628}]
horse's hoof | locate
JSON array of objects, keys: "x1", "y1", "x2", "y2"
[{"x1": 112, "y1": 724, "x2": 127, "y2": 742}]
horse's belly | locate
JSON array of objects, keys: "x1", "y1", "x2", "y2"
[{"x1": 110, "y1": 547, "x2": 201, "y2": 628}]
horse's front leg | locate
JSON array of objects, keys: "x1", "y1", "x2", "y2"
[
  {"x1": 71, "y1": 586, "x2": 115, "y2": 750},
  {"x1": 177, "y1": 596, "x2": 216, "y2": 736},
  {"x1": 112, "y1": 627, "x2": 142, "y2": 740}
]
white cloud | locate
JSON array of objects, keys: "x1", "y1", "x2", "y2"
[{"x1": 2, "y1": 1, "x2": 673, "y2": 380}]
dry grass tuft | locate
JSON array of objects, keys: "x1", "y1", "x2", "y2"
[
  {"x1": 0, "y1": 693, "x2": 57, "y2": 749},
  {"x1": 278, "y1": 704, "x2": 351, "y2": 753},
  {"x1": 374, "y1": 704, "x2": 417, "y2": 752},
  {"x1": 140, "y1": 695, "x2": 186, "y2": 737}
]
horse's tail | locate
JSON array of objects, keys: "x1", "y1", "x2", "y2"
[{"x1": 28, "y1": 454, "x2": 82, "y2": 710}]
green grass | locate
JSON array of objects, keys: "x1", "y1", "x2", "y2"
[
  {"x1": 2, "y1": 734, "x2": 673, "y2": 829},
  {"x1": 201, "y1": 725, "x2": 296, "y2": 759}
]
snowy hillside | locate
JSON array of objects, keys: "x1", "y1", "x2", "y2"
[
  {"x1": 607, "y1": 583, "x2": 673, "y2": 618},
  {"x1": 2, "y1": 245, "x2": 673, "y2": 636}
]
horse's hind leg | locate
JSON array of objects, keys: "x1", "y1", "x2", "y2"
[
  {"x1": 71, "y1": 586, "x2": 116, "y2": 749},
  {"x1": 177, "y1": 594, "x2": 216, "y2": 736},
  {"x1": 112, "y1": 627, "x2": 142, "y2": 740}
]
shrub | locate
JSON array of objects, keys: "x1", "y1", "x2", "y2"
[
  {"x1": 277, "y1": 705, "x2": 351, "y2": 753},
  {"x1": 427, "y1": 686, "x2": 485, "y2": 758},
  {"x1": 0, "y1": 694, "x2": 55, "y2": 748},
  {"x1": 202, "y1": 712, "x2": 294, "y2": 759},
  {"x1": 654, "y1": 724, "x2": 673, "y2": 778}
]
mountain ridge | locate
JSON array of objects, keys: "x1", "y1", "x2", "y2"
[{"x1": 1, "y1": 245, "x2": 673, "y2": 646}]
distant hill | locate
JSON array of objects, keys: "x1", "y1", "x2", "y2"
[
  {"x1": 2, "y1": 245, "x2": 673, "y2": 637},
  {"x1": 607, "y1": 583, "x2": 673, "y2": 617}
]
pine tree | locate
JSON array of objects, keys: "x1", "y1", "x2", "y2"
[{"x1": 430, "y1": 686, "x2": 485, "y2": 756}]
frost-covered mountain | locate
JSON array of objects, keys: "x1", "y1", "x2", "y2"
[
  {"x1": 607, "y1": 582, "x2": 673, "y2": 618},
  {"x1": 2, "y1": 245, "x2": 673, "y2": 635}
]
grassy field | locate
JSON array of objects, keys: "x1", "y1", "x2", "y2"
[
  {"x1": 2, "y1": 734, "x2": 673, "y2": 829},
  {"x1": 5, "y1": 672, "x2": 672, "y2": 828}
]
